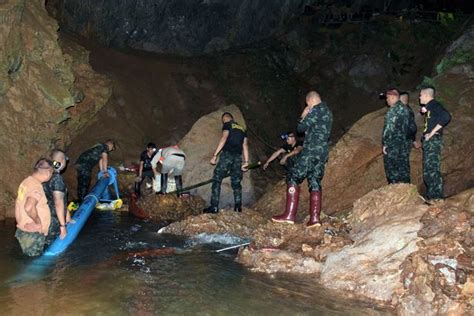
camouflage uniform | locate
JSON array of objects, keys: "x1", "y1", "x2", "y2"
[
  {"x1": 44, "y1": 172, "x2": 68, "y2": 245},
  {"x1": 211, "y1": 151, "x2": 243, "y2": 207},
  {"x1": 14, "y1": 229, "x2": 46, "y2": 257},
  {"x1": 210, "y1": 120, "x2": 247, "y2": 208},
  {"x1": 382, "y1": 101, "x2": 410, "y2": 184},
  {"x1": 422, "y1": 99, "x2": 451, "y2": 200},
  {"x1": 287, "y1": 102, "x2": 333, "y2": 191},
  {"x1": 401, "y1": 105, "x2": 418, "y2": 183},
  {"x1": 75, "y1": 143, "x2": 109, "y2": 201}
]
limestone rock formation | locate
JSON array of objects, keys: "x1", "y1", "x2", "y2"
[
  {"x1": 50, "y1": 0, "x2": 313, "y2": 56},
  {"x1": 178, "y1": 104, "x2": 256, "y2": 207},
  {"x1": 320, "y1": 184, "x2": 427, "y2": 304},
  {"x1": 397, "y1": 188, "x2": 474, "y2": 315},
  {"x1": 0, "y1": 0, "x2": 111, "y2": 218}
]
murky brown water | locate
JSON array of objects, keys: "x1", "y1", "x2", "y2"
[{"x1": 0, "y1": 212, "x2": 394, "y2": 315}]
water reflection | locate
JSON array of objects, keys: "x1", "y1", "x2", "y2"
[{"x1": 0, "y1": 213, "x2": 393, "y2": 315}]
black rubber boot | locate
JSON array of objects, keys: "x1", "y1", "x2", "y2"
[
  {"x1": 175, "y1": 175, "x2": 183, "y2": 197},
  {"x1": 160, "y1": 173, "x2": 168, "y2": 194},
  {"x1": 134, "y1": 181, "x2": 141, "y2": 197},
  {"x1": 203, "y1": 206, "x2": 218, "y2": 214},
  {"x1": 234, "y1": 204, "x2": 242, "y2": 212}
]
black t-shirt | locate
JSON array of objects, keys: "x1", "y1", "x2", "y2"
[
  {"x1": 423, "y1": 99, "x2": 451, "y2": 136},
  {"x1": 49, "y1": 172, "x2": 68, "y2": 211},
  {"x1": 222, "y1": 121, "x2": 247, "y2": 155},
  {"x1": 281, "y1": 141, "x2": 302, "y2": 153},
  {"x1": 140, "y1": 150, "x2": 156, "y2": 171}
]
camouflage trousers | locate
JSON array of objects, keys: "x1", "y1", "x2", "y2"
[
  {"x1": 76, "y1": 164, "x2": 92, "y2": 202},
  {"x1": 423, "y1": 136, "x2": 443, "y2": 200},
  {"x1": 401, "y1": 140, "x2": 413, "y2": 183},
  {"x1": 46, "y1": 217, "x2": 59, "y2": 246},
  {"x1": 15, "y1": 229, "x2": 46, "y2": 257},
  {"x1": 210, "y1": 151, "x2": 242, "y2": 208},
  {"x1": 287, "y1": 153, "x2": 327, "y2": 192},
  {"x1": 383, "y1": 141, "x2": 410, "y2": 184}
]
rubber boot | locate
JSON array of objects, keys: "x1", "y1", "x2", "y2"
[
  {"x1": 234, "y1": 204, "x2": 242, "y2": 212},
  {"x1": 175, "y1": 175, "x2": 183, "y2": 197},
  {"x1": 307, "y1": 191, "x2": 322, "y2": 228},
  {"x1": 134, "y1": 181, "x2": 141, "y2": 197},
  {"x1": 159, "y1": 173, "x2": 168, "y2": 194},
  {"x1": 272, "y1": 184, "x2": 299, "y2": 224},
  {"x1": 203, "y1": 206, "x2": 218, "y2": 214}
]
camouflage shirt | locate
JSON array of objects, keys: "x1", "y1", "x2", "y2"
[
  {"x1": 75, "y1": 143, "x2": 108, "y2": 167},
  {"x1": 297, "y1": 102, "x2": 333, "y2": 158},
  {"x1": 382, "y1": 101, "x2": 410, "y2": 146}
]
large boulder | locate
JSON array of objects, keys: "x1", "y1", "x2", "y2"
[
  {"x1": 178, "y1": 104, "x2": 256, "y2": 208},
  {"x1": 397, "y1": 188, "x2": 474, "y2": 315},
  {"x1": 320, "y1": 184, "x2": 427, "y2": 304}
]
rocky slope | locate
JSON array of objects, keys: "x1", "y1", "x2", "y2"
[
  {"x1": 159, "y1": 184, "x2": 473, "y2": 313},
  {"x1": 0, "y1": 0, "x2": 111, "y2": 218},
  {"x1": 255, "y1": 23, "x2": 474, "y2": 217}
]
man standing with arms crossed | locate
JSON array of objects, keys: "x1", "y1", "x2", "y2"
[
  {"x1": 272, "y1": 91, "x2": 332, "y2": 227},
  {"x1": 203, "y1": 112, "x2": 249, "y2": 213},
  {"x1": 419, "y1": 86, "x2": 451, "y2": 201},
  {"x1": 15, "y1": 159, "x2": 54, "y2": 256}
]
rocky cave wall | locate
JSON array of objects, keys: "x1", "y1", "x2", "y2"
[{"x1": 0, "y1": 0, "x2": 111, "y2": 219}]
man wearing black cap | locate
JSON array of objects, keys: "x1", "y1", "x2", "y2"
[
  {"x1": 263, "y1": 132, "x2": 302, "y2": 172},
  {"x1": 419, "y1": 86, "x2": 451, "y2": 200},
  {"x1": 134, "y1": 142, "x2": 157, "y2": 196},
  {"x1": 382, "y1": 89, "x2": 410, "y2": 184}
]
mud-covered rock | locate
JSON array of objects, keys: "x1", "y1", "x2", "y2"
[
  {"x1": 158, "y1": 209, "x2": 268, "y2": 239},
  {"x1": 137, "y1": 194, "x2": 205, "y2": 223},
  {"x1": 237, "y1": 248, "x2": 322, "y2": 274}
]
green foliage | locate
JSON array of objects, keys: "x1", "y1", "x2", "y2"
[
  {"x1": 436, "y1": 49, "x2": 474, "y2": 74},
  {"x1": 417, "y1": 76, "x2": 436, "y2": 90}
]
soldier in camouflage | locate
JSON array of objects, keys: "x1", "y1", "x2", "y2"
[
  {"x1": 400, "y1": 92, "x2": 421, "y2": 183},
  {"x1": 75, "y1": 139, "x2": 115, "y2": 202},
  {"x1": 419, "y1": 86, "x2": 451, "y2": 201},
  {"x1": 272, "y1": 91, "x2": 333, "y2": 227},
  {"x1": 203, "y1": 112, "x2": 249, "y2": 213},
  {"x1": 382, "y1": 89, "x2": 410, "y2": 184}
]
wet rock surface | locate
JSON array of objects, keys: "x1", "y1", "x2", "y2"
[
  {"x1": 159, "y1": 209, "x2": 268, "y2": 240},
  {"x1": 137, "y1": 194, "x2": 205, "y2": 223}
]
